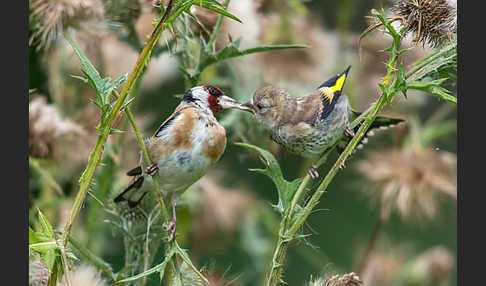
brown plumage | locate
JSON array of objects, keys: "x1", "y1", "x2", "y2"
[
  {"x1": 243, "y1": 66, "x2": 405, "y2": 178},
  {"x1": 114, "y1": 85, "x2": 249, "y2": 242}
]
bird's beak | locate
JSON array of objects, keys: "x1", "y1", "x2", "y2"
[
  {"x1": 218, "y1": 95, "x2": 254, "y2": 114},
  {"x1": 240, "y1": 100, "x2": 255, "y2": 115}
]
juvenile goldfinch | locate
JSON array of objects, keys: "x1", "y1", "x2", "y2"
[
  {"x1": 242, "y1": 66, "x2": 404, "y2": 178},
  {"x1": 114, "y1": 85, "x2": 250, "y2": 242}
]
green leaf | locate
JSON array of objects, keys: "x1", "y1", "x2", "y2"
[
  {"x1": 115, "y1": 248, "x2": 175, "y2": 283},
  {"x1": 120, "y1": 97, "x2": 136, "y2": 111},
  {"x1": 194, "y1": 1, "x2": 241, "y2": 23},
  {"x1": 235, "y1": 142, "x2": 303, "y2": 213},
  {"x1": 113, "y1": 73, "x2": 128, "y2": 89},
  {"x1": 70, "y1": 75, "x2": 89, "y2": 83},
  {"x1": 406, "y1": 79, "x2": 457, "y2": 104},
  {"x1": 67, "y1": 37, "x2": 123, "y2": 110},
  {"x1": 174, "y1": 242, "x2": 209, "y2": 284},
  {"x1": 37, "y1": 209, "x2": 55, "y2": 239},
  {"x1": 109, "y1": 128, "x2": 125, "y2": 135},
  {"x1": 67, "y1": 37, "x2": 102, "y2": 86},
  {"x1": 42, "y1": 249, "x2": 57, "y2": 270},
  {"x1": 192, "y1": 38, "x2": 307, "y2": 78}
]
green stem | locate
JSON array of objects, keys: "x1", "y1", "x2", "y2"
[{"x1": 60, "y1": 0, "x2": 175, "y2": 247}]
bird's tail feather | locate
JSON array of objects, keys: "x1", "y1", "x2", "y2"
[{"x1": 336, "y1": 111, "x2": 405, "y2": 154}]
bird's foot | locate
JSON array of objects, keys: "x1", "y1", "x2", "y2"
[
  {"x1": 163, "y1": 199, "x2": 178, "y2": 243},
  {"x1": 163, "y1": 218, "x2": 177, "y2": 243},
  {"x1": 345, "y1": 126, "x2": 355, "y2": 137},
  {"x1": 307, "y1": 164, "x2": 319, "y2": 179},
  {"x1": 145, "y1": 164, "x2": 159, "y2": 176}
]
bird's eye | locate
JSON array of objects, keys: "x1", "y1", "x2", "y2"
[
  {"x1": 256, "y1": 104, "x2": 263, "y2": 110},
  {"x1": 206, "y1": 86, "x2": 222, "y2": 97}
]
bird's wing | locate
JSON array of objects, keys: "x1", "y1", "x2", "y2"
[
  {"x1": 313, "y1": 65, "x2": 352, "y2": 122},
  {"x1": 152, "y1": 104, "x2": 190, "y2": 138}
]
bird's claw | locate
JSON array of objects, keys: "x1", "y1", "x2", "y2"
[
  {"x1": 345, "y1": 126, "x2": 355, "y2": 137},
  {"x1": 145, "y1": 164, "x2": 159, "y2": 176},
  {"x1": 163, "y1": 218, "x2": 177, "y2": 243},
  {"x1": 307, "y1": 164, "x2": 319, "y2": 179}
]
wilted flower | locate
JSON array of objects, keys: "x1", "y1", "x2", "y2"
[
  {"x1": 356, "y1": 142, "x2": 456, "y2": 221},
  {"x1": 59, "y1": 264, "x2": 107, "y2": 286},
  {"x1": 392, "y1": 0, "x2": 457, "y2": 48},
  {"x1": 29, "y1": 97, "x2": 86, "y2": 159},
  {"x1": 29, "y1": 0, "x2": 105, "y2": 50}
]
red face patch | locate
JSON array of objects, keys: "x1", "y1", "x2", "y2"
[
  {"x1": 208, "y1": 94, "x2": 221, "y2": 115},
  {"x1": 203, "y1": 85, "x2": 224, "y2": 115}
]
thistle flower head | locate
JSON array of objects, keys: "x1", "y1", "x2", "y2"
[
  {"x1": 392, "y1": 0, "x2": 457, "y2": 48},
  {"x1": 324, "y1": 272, "x2": 363, "y2": 286},
  {"x1": 357, "y1": 143, "x2": 456, "y2": 221},
  {"x1": 29, "y1": 0, "x2": 105, "y2": 50},
  {"x1": 29, "y1": 97, "x2": 86, "y2": 159}
]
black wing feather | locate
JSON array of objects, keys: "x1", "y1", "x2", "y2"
[{"x1": 335, "y1": 111, "x2": 405, "y2": 154}]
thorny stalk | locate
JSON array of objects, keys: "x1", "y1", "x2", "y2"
[{"x1": 60, "y1": 0, "x2": 175, "y2": 247}]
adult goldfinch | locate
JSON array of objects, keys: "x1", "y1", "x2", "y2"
[{"x1": 114, "y1": 85, "x2": 250, "y2": 241}]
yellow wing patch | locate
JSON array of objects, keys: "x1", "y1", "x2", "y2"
[
  {"x1": 331, "y1": 72, "x2": 347, "y2": 93},
  {"x1": 318, "y1": 86, "x2": 334, "y2": 103}
]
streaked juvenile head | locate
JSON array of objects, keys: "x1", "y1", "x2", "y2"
[
  {"x1": 242, "y1": 86, "x2": 289, "y2": 129},
  {"x1": 183, "y1": 85, "x2": 250, "y2": 115}
]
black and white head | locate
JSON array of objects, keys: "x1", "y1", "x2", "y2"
[{"x1": 182, "y1": 85, "x2": 252, "y2": 115}]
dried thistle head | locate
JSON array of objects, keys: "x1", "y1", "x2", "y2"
[
  {"x1": 392, "y1": 0, "x2": 457, "y2": 48},
  {"x1": 324, "y1": 272, "x2": 363, "y2": 286},
  {"x1": 59, "y1": 264, "x2": 107, "y2": 286},
  {"x1": 29, "y1": 0, "x2": 105, "y2": 50},
  {"x1": 29, "y1": 97, "x2": 86, "y2": 159},
  {"x1": 356, "y1": 142, "x2": 456, "y2": 221}
]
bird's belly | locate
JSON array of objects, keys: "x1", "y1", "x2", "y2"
[
  {"x1": 153, "y1": 149, "x2": 212, "y2": 193},
  {"x1": 274, "y1": 121, "x2": 347, "y2": 158}
]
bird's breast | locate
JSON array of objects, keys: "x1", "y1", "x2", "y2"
[{"x1": 145, "y1": 109, "x2": 226, "y2": 192}]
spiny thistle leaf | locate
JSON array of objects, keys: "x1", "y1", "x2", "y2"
[
  {"x1": 67, "y1": 37, "x2": 128, "y2": 111},
  {"x1": 406, "y1": 78, "x2": 456, "y2": 104},
  {"x1": 192, "y1": 37, "x2": 307, "y2": 79},
  {"x1": 235, "y1": 142, "x2": 303, "y2": 214},
  {"x1": 115, "y1": 249, "x2": 174, "y2": 283}
]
